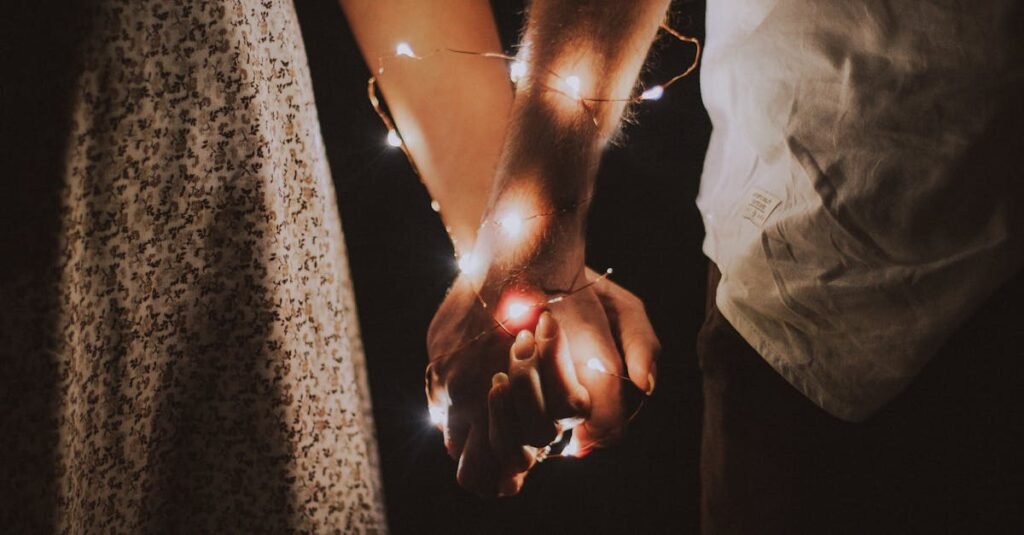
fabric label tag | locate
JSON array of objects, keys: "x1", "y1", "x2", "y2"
[{"x1": 742, "y1": 188, "x2": 782, "y2": 227}]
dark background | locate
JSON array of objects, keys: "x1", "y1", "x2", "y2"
[
  {"x1": 7, "y1": 2, "x2": 1024, "y2": 532},
  {"x1": 0, "y1": 0, "x2": 710, "y2": 532},
  {"x1": 293, "y1": 1, "x2": 711, "y2": 533}
]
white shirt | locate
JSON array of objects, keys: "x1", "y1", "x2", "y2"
[{"x1": 698, "y1": 0, "x2": 1024, "y2": 421}]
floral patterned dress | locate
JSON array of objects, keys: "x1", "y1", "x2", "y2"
[{"x1": 0, "y1": 0, "x2": 387, "y2": 532}]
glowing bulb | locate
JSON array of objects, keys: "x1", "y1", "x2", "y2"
[
  {"x1": 587, "y1": 358, "x2": 608, "y2": 373},
  {"x1": 509, "y1": 61, "x2": 527, "y2": 83},
  {"x1": 640, "y1": 85, "x2": 664, "y2": 101},
  {"x1": 498, "y1": 212, "x2": 523, "y2": 238},
  {"x1": 565, "y1": 75, "x2": 581, "y2": 99},
  {"x1": 562, "y1": 436, "x2": 581, "y2": 457},
  {"x1": 457, "y1": 253, "x2": 481, "y2": 276},
  {"x1": 386, "y1": 129, "x2": 402, "y2": 147},
  {"x1": 506, "y1": 301, "x2": 530, "y2": 320},
  {"x1": 395, "y1": 42, "x2": 415, "y2": 58},
  {"x1": 428, "y1": 404, "x2": 448, "y2": 428},
  {"x1": 428, "y1": 391, "x2": 451, "y2": 429}
]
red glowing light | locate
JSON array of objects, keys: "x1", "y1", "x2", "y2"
[{"x1": 496, "y1": 288, "x2": 543, "y2": 335}]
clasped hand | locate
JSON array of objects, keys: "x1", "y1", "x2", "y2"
[{"x1": 426, "y1": 262, "x2": 659, "y2": 496}]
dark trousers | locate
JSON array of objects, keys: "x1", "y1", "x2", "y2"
[{"x1": 698, "y1": 263, "x2": 1024, "y2": 534}]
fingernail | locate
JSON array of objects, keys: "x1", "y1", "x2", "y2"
[
  {"x1": 513, "y1": 330, "x2": 535, "y2": 360},
  {"x1": 536, "y1": 311, "x2": 557, "y2": 341},
  {"x1": 492, "y1": 372, "x2": 509, "y2": 387},
  {"x1": 646, "y1": 372, "x2": 656, "y2": 396}
]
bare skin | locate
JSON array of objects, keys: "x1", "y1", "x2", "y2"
[
  {"x1": 342, "y1": 0, "x2": 670, "y2": 496},
  {"x1": 339, "y1": 0, "x2": 510, "y2": 252}
]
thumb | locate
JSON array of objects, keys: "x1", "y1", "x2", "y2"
[
  {"x1": 566, "y1": 326, "x2": 625, "y2": 447},
  {"x1": 535, "y1": 311, "x2": 591, "y2": 421}
]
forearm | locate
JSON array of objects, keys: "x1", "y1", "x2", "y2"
[
  {"x1": 479, "y1": 0, "x2": 672, "y2": 285},
  {"x1": 339, "y1": 0, "x2": 512, "y2": 252}
]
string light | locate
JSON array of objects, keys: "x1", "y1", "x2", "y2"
[
  {"x1": 509, "y1": 60, "x2": 527, "y2": 83},
  {"x1": 564, "y1": 75, "x2": 582, "y2": 100},
  {"x1": 374, "y1": 21, "x2": 701, "y2": 238},
  {"x1": 457, "y1": 252, "x2": 481, "y2": 276},
  {"x1": 426, "y1": 268, "x2": 616, "y2": 365},
  {"x1": 586, "y1": 356, "x2": 632, "y2": 381},
  {"x1": 497, "y1": 211, "x2": 524, "y2": 238},
  {"x1": 546, "y1": 388, "x2": 648, "y2": 460},
  {"x1": 428, "y1": 403, "x2": 447, "y2": 426},
  {"x1": 375, "y1": 21, "x2": 701, "y2": 155},
  {"x1": 395, "y1": 42, "x2": 416, "y2": 58},
  {"x1": 386, "y1": 129, "x2": 403, "y2": 147},
  {"x1": 427, "y1": 389, "x2": 451, "y2": 429},
  {"x1": 374, "y1": 22, "x2": 700, "y2": 461},
  {"x1": 506, "y1": 301, "x2": 531, "y2": 321},
  {"x1": 495, "y1": 290, "x2": 544, "y2": 335},
  {"x1": 640, "y1": 85, "x2": 664, "y2": 101}
]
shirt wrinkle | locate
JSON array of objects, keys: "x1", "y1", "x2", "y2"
[{"x1": 698, "y1": 0, "x2": 1024, "y2": 420}]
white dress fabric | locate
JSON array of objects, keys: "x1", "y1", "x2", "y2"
[
  {"x1": 0, "y1": 0, "x2": 387, "y2": 531},
  {"x1": 698, "y1": 0, "x2": 1024, "y2": 420}
]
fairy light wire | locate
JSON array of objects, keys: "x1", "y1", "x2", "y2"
[
  {"x1": 545, "y1": 396, "x2": 649, "y2": 460},
  {"x1": 371, "y1": 23, "x2": 700, "y2": 459},
  {"x1": 367, "y1": 20, "x2": 701, "y2": 216}
]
